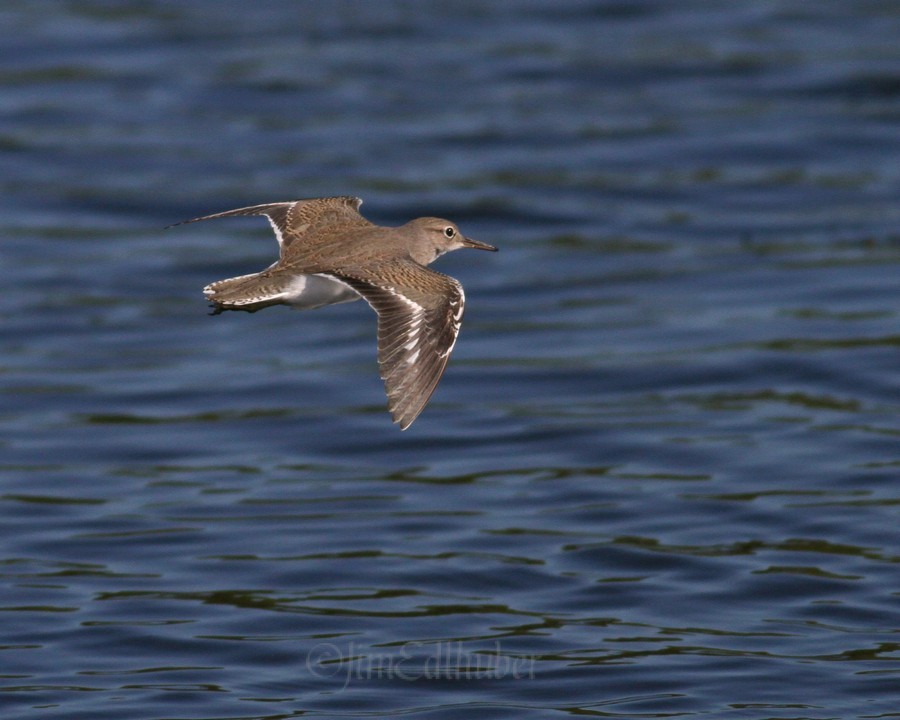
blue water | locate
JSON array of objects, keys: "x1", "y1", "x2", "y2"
[{"x1": 2, "y1": 2, "x2": 899, "y2": 718}]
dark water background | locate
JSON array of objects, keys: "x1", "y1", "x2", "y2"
[{"x1": 2, "y1": 2, "x2": 899, "y2": 718}]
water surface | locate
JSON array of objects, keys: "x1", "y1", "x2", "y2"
[{"x1": 2, "y1": 2, "x2": 899, "y2": 718}]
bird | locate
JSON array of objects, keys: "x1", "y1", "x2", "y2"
[{"x1": 169, "y1": 196, "x2": 497, "y2": 429}]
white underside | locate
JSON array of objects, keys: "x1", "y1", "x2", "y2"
[{"x1": 282, "y1": 273, "x2": 361, "y2": 310}]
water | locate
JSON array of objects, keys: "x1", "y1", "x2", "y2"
[{"x1": 2, "y1": 1, "x2": 899, "y2": 718}]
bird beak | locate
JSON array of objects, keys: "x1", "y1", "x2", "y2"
[{"x1": 462, "y1": 236, "x2": 498, "y2": 252}]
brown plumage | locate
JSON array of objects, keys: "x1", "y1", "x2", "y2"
[{"x1": 170, "y1": 196, "x2": 497, "y2": 429}]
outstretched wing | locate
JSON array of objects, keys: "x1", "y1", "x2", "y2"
[
  {"x1": 333, "y1": 261, "x2": 466, "y2": 430},
  {"x1": 168, "y1": 196, "x2": 370, "y2": 259}
]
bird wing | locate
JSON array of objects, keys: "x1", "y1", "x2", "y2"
[
  {"x1": 332, "y1": 260, "x2": 466, "y2": 429},
  {"x1": 168, "y1": 196, "x2": 372, "y2": 260}
]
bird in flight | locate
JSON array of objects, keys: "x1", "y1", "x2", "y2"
[{"x1": 170, "y1": 196, "x2": 496, "y2": 429}]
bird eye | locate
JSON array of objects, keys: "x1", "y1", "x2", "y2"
[{"x1": 444, "y1": 226, "x2": 456, "y2": 238}]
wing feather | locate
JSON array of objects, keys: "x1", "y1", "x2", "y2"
[
  {"x1": 332, "y1": 261, "x2": 465, "y2": 429},
  {"x1": 167, "y1": 197, "x2": 369, "y2": 258}
]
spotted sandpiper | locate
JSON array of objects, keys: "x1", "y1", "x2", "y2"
[{"x1": 170, "y1": 196, "x2": 497, "y2": 429}]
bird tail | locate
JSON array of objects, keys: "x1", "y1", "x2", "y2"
[{"x1": 203, "y1": 270, "x2": 294, "y2": 313}]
